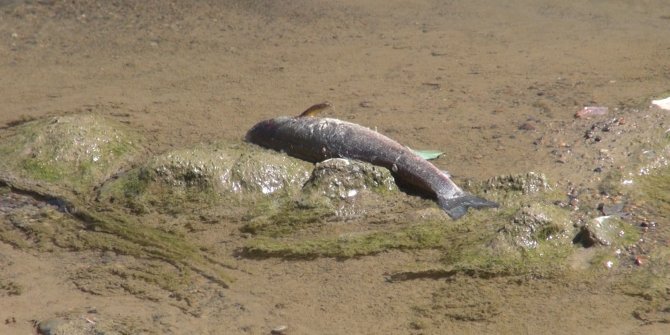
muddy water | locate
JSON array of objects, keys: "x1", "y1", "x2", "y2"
[{"x1": 1, "y1": 0, "x2": 670, "y2": 334}]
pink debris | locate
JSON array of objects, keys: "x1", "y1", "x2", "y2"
[{"x1": 575, "y1": 106, "x2": 608, "y2": 119}]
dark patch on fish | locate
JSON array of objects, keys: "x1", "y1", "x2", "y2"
[{"x1": 245, "y1": 104, "x2": 498, "y2": 219}]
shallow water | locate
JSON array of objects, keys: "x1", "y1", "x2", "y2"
[{"x1": 1, "y1": 0, "x2": 670, "y2": 334}]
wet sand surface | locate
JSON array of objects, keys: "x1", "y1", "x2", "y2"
[{"x1": 1, "y1": 0, "x2": 669, "y2": 334}]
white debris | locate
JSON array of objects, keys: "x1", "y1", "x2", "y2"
[{"x1": 652, "y1": 96, "x2": 670, "y2": 110}]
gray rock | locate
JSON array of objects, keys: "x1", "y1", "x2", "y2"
[
  {"x1": 299, "y1": 158, "x2": 400, "y2": 218},
  {"x1": 228, "y1": 149, "x2": 312, "y2": 196},
  {"x1": 577, "y1": 216, "x2": 626, "y2": 247},
  {"x1": 304, "y1": 158, "x2": 397, "y2": 200},
  {"x1": 492, "y1": 203, "x2": 572, "y2": 251},
  {"x1": 38, "y1": 318, "x2": 93, "y2": 335}
]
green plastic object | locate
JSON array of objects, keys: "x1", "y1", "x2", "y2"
[{"x1": 410, "y1": 149, "x2": 443, "y2": 160}]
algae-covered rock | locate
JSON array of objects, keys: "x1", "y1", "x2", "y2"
[
  {"x1": 492, "y1": 203, "x2": 573, "y2": 252},
  {"x1": 98, "y1": 143, "x2": 312, "y2": 214},
  {"x1": 304, "y1": 158, "x2": 397, "y2": 199},
  {"x1": 0, "y1": 114, "x2": 145, "y2": 193},
  {"x1": 242, "y1": 158, "x2": 404, "y2": 237},
  {"x1": 0, "y1": 114, "x2": 234, "y2": 292},
  {"x1": 242, "y1": 170, "x2": 578, "y2": 270},
  {"x1": 150, "y1": 147, "x2": 239, "y2": 191},
  {"x1": 38, "y1": 314, "x2": 147, "y2": 335},
  {"x1": 483, "y1": 172, "x2": 552, "y2": 195},
  {"x1": 230, "y1": 148, "x2": 312, "y2": 195},
  {"x1": 299, "y1": 158, "x2": 399, "y2": 218},
  {"x1": 575, "y1": 216, "x2": 639, "y2": 248}
]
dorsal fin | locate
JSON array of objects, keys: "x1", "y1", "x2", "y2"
[{"x1": 298, "y1": 102, "x2": 332, "y2": 117}]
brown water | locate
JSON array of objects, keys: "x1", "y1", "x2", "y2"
[{"x1": 1, "y1": 0, "x2": 669, "y2": 334}]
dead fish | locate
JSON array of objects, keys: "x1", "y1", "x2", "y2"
[{"x1": 245, "y1": 103, "x2": 498, "y2": 219}]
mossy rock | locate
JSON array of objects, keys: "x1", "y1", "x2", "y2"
[
  {"x1": 492, "y1": 202, "x2": 573, "y2": 252},
  {"x1": 98, "y1": 142, "x2": 313, "y2": 215},
  {"x1": 0, "y1": 114, "x2": 146, "y2": 194},
  {"x1": 303, "y1": 158, "x2": 397, "y2": 199},
  {"x1": 299, "y1": 158, "x2": 400, "y2": 218},
  {"x1": 0, "y1": 114, "x2": 233, "y2": 291},
  {"x1": 243, "y1": 171, "x2": 581, "y2": 277},
  {"x1": 241, "y1": 158, "x2": 410, "y2": 239}
]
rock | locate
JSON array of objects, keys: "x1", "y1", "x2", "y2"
[
  {"x1": 300, "y1": 158, "x2": 399, "y2": 218},
  {"x1": 483, "y1": 172, "x2": 551, "y2": 195},
  {"x1": 37, "y1": 314, "x2": 136, "y2": 335},
  {"x1": 303, "y1": 158, "x2": 396, "y2": 200},
  {"x1": 271, "y1": 325, "x2": 288, "y2": 334},
  {"x1": 38, "y1": 318, "x2": 66, "y2": 335},
  {"x1": 97, "y1": 142, "x2": 313, "y2": 213},
  {"x1": 492, "y1": 203, "x2": 572, "y2": 251},
  {"x1": 575, "y1": 216, "x2": 627, "y2": 247},
  {"x1": 228, "y1": 149, "x2": 312, "y2": 195},
  {"x1": 149, "y1": 147, "x2": 238, "y2": 191},
  {"x1": 38, "y1": 317, "x2": 93, "y2": 335},
  {"x1": 0, "y1": 114, "x2": 146, "y2": 193},
  {"x1": 147, "y1": 144, "x2": 312, "y2": 196},
  {"x1": 518, "y1": 122, "x2": 536, "y2": 131}
]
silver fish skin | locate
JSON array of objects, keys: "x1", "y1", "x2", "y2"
[{"x1": 245, "y1": 116, "x2": 498, "y2": 219}]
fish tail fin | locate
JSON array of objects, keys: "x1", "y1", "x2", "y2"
[{"x1": 438, "y1": 193, "x2": 499, "y2": 220}]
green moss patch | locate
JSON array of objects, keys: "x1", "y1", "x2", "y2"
[
  {"x1": 0, "y1": 114, "x2": 146, "y2": 194},
  {"x1": 242, "y1": 220, "x2": 448, "y2": 259}
]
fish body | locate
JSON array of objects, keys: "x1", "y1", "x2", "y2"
[{"x1": 245, "y1": 114, "x2": 497, "y2": 219}]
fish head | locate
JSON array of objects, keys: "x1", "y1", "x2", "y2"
[{"x1": 245, "y1": 116, "x2": 292, "y2": 148}]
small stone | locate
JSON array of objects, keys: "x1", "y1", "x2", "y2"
[
  {"x1": 518, "y1": 122, "x2": 536, "y2": 131},
  {"x1": 575, "y1": 106, "x2": 608, "y2": 118},
  {"x1": 575, "y1": 216, "x2": 625, "y2": 247},
  {"x1": 38, "y1": 318, "x2": 67, "y2": 335},
  {"x1": 271, "y1": 325, "x2": 288, "y2": 334}
]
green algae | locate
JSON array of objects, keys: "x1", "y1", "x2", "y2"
[
  {"x1": 241, "y1": 198, "x2": 333, "y2": 237},
  {"x1": 582, "y1": 165, "x2": 670, "y2": 323},
  {"x1": 8, "y1": 110, "x2": 664, "y2": 304},
  {"x1": 243, "y1": 220, "x2": 448, "y2": 259},
  {"x1": 632, "y1": 166, "x2": 670, "y2": 216},
  {"x1": 240, "y1": 158, "x2": 406, "y2": 242},
  {"x1": 0, "y1": 114, "x2": 146, "y2": 194},
  {"x1": 0, "y1": 113, "x2": 234, "y2": 290},
  {"x1": 20, "y1": 159, "x2": 63, "y2": 182},
  {"x1": 100, "y1": 166, "x2": 220, "y2": 215},
  {"x1": 98, "y1": 142, "x2": 313, "y2": 217},
  {"x1": 71, "y1": 206, "x2": 234, "y2": 287},
  {"x1": 0, "y1": 181, "x2": 233, "y2": 288},
  {"x1": 241, "y1": 171, "x2": 579, "y2": 280}
]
